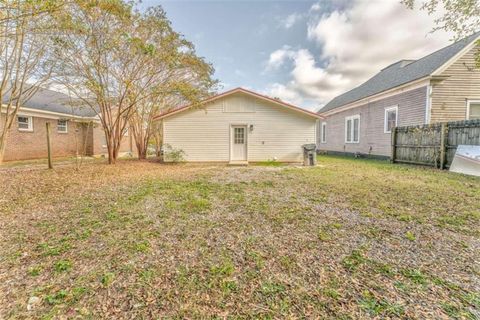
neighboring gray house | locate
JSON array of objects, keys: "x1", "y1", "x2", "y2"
[{"x1": 317, "y1": 32, "x2": 480, "y2": 158}]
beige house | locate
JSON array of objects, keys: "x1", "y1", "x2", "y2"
[
  {"x1": 318, "y1": 32, "x2": 480, "y2": 158},
  {"x1": 155, "y1": 88, "x2": 322, "y2": 164}
]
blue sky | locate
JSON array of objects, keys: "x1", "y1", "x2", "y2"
[{"x1": 142, "y1": 0, "x2": 452, "y2": 110}]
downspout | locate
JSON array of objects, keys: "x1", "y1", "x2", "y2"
[{"x1": 425, "y1": 84, "x2": 432, "y2": 124}]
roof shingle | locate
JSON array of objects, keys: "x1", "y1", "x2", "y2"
[
  {"x1": 3, "y1": 87, "x2": 97, "y2": 118},
  {"x1": 320, "y1": 32, "x2": 480, "y2": 113}
]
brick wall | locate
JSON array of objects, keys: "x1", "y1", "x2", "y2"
[
  {"x1": 1, "y1": 113, "x2": 135, "y2": 162},
  {"x1": 1, "y1": 114, "x2": 91, "y2": 161},
  {"x1": 91, "y1": 125, "x2": 135, "y2": 157}
]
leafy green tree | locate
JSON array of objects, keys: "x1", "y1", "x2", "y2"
[
  {"x1": 52, "y1": 0, "x2": 143, "y2": 164},
  {"x1": 127, "y1": 6, "x2": 217, "y2": 160},
  {"x1": 402, "y1": 0, "x2": 479, "y2": 39}
]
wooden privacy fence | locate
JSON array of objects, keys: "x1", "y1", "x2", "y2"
[{"x1": 391, "y1": 119, "x2": 480, "y2": 169}]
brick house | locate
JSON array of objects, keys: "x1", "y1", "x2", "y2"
[
  {"x1": 1, "y1": 87, "x2": 135, "y2": 162},
  {"x1": 317, "y1": 32, "x2": 480, "y2": 158}
]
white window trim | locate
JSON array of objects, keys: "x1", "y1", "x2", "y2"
[
  {"x1": 466, "y1": 99, "x2": 480, "y2": 120},
  {"x1": 17, "y1": 115, "x2": 33, "y2": 132},
  {"x1": 345, "y1": 114, "x2": 360, "y2": 144},
  {"x1": 321, "y1": 122, "x2": 327, "y2": 143},
  {"x1": 384, "y1": 105, "x2": 398, "y2": 134},
  {"x1": 57, "y1": 119, "x2": 68, "y2": 133}
]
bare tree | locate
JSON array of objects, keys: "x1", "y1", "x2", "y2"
[{"x1": 0, "y1": 1, "x2": 59, "y2": 164}]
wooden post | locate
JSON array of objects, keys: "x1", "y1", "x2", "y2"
[
  {"x1": 46, "y1": 122, "x2": 53, "y2": 169},
  {"x1": 391, "y1": 126, "x2": 397, "y2": 163},
  {"x1": 439, "y1": 122, "x2": 447, "y2": 170}
]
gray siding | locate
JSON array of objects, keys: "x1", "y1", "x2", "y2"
[{"x1": 318, "y1": 86, "x2": 427, "y2": 157}]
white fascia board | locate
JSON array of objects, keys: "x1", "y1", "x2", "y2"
[{"x1": 1, "y1": 104, "x2": 100, "y2": 122}]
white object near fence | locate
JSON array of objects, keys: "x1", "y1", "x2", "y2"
[{"x1": 449, "y1": 145, "x2": 480, "y2": 177}]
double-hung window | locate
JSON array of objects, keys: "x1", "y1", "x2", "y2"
[
  {"x1": 57, "y1": 119, "x2": 68, "y2": 133},
  {"x1": 384, "y1": 106, "x2": 398, "y2": 133},
  {"x1": 17, "y1": 116, "x2": 33, "y2": 131},
  {"x1": 320, "y1": 122, "x2": 327, "y2": 143},
  {"x1": 345, "y1": 115, "x2": 360, "y2": 143},
  {"x1": 467, "y1": 100, "x2": 480, "y2": 120}
]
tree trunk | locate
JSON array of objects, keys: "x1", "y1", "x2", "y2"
[
  {"x1": 0, "y1": 131, "x2": 8, "y2": 166},
  {"x1": 135, "y1": 135, "x2": 147, "y2": 160},
  {"x1": 106, "y1": 132, "x2": 116, "y2": 164}
]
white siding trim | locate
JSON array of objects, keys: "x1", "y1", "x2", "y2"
[
  {"x1": 384, "y1": 105, "x2": 398, "y2": 134},
  {"x1": 425, "y1": 85, "x2": 432, "y2": 124},
  {"x1": 466, "y1": 99, "x2": 480, "y2": 120},
  {"x1": 320, "y1": 122, "x2": 327, "y2": 143},
  {"x1": 1, "y1": 104, "x2": 98, "y2": 121}
]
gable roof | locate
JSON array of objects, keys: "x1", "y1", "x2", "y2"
[
  {"x1": 320, "y1": 32, "x2": 480, "y2": 114},
  {"x1": 2, "y1": 87, "x2": 98, "y2": 118},
  {"x1": 154, "y1": 87, "x2": 323, "y2": 120}
]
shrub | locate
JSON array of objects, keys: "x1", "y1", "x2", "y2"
[{"x1": 162, "y1": 144, "x2": 186, "y2": 163}]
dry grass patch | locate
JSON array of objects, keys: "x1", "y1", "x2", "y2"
[{"x1": 0, "y1": 156, "x2": 479, "y2": 319}]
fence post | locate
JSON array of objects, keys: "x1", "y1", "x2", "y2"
[
  {"x1": 391, "y1": 126, "x2": 397, "y2": 163},
  {"x1": 46, "y1": 122, "x2": 53, "y2": 169},
  {"x1": 439, "y1": 122, "x2": 447, "y2": 170}
]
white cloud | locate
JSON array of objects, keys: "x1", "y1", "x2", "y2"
[
  {"x1": 264, "y1": 0, "x2": 453, "y2": 110},
  {"x1": 265, "y1": 45, "x2": 294, "y2": 70},
  {"x1": 266, "y1": 83, "x2": 304, "y2": 106},
  {"x1": 282, "y1": 13, "x2": 303, "y2": 29},
  {"x1": 310, "y1": 3, "x2": 321, "y2": 12}
]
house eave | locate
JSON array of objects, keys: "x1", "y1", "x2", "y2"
[
  {"x1": 1, "y1": 104, "x2": 100, "y2": 122},
  {"x1": 318, "y1": 76, "x2": 432, "y2": 117},
  {"x1": 154, "y1": 87, "x2": 324, "y2": 121}
]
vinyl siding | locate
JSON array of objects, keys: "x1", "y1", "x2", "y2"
[
  {"x1": 318, "y1": 86, "x2": 427, "y2": 157},
  {"x1": 431, "y1": 44, "x2": 480, "y2": 122},
  {"x1": 162, "y1": 92, "x2": 317, "y2": 162}
]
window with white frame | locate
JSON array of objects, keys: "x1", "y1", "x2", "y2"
[
  {"x1": 234, "y1": 127, "x2": 245, "y2": 144},
  {"x1": 384, "y1": 106, "x2": 398, "y2": 133},
  {"x1": 321, "y1": 122, "x2": 327, "y2": 143},
  {"x1": 345, "y1": 115, "x2": 360, "y2": 143},
  {"x1": 467, "y1": 100, "x2": 480, "y2": 120},
  {"x1": 57, "y1": 119, "x2": 68, "y2": 133},
  {"x1": 17, "y1": 116, "x2": 33, "y2": 131}
]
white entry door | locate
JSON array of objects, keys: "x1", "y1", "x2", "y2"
[{"x1": 231, "y1": 125, "x2": 247, "y2": 161}]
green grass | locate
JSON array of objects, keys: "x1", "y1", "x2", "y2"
[
  {"x1": 0, "y1": 156, "x2": 479, "y2": 318},
  {"x1": 254, "y1": 160, "x2": 285, "y2": 167}
]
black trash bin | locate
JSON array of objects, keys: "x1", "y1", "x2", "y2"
[{"x1": 302, "y1": 144, "x2": 317, "y2": 166}]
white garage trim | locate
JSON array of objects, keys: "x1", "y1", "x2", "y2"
[{"x1": 154, "y1": 87, "x2": 323, "y2": 120}]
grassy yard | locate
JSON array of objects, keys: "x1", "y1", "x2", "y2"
[{"x1": 0, "y1": 156, "x2": 479, "y2": 319}]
